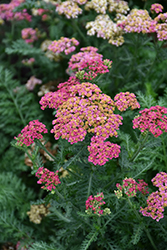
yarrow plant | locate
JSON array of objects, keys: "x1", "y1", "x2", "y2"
[{"x1": 3, "y1": 1, "x2": 167, "y2": 249}]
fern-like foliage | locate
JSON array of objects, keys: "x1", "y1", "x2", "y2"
[
  {"x1": 29, "y1": 241, "x2": 56, "y2": 250},
  {"x1": 0, "y1": 66, "x2": 43, "y2": 136},
  {"x1": 5, "y1": 39, "x2": 42, "y2": 56},
  {"x1": 80, "y1": 230, "x2": 98, "y2": 250}
]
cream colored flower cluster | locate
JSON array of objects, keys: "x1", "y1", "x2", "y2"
[
  {"x1": 27, "y1": 204, "x2": 50, "y2": 224},
  {"x1": 86, "y1": 14, "x2": 124, "y2": 46},
  {"x1": 56, "y1": 0, "x2": 83, "y2": 19},
  {"x1": 118, "y1": 9, "x2": 155, "y2": 34},
  {"x1": 40, "y1": 39, "x2": 62, "y2": 61},
  {"x1": 85, "y1": 0, "x2": 129, "y2": 15}
]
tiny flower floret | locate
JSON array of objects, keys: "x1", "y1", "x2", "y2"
[{"x1": 15, "y1": 120, "x2": 48, "y2": 146}]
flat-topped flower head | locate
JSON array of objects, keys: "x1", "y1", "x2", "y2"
[
  {"x1": 86, "y1": 14, "x2": 124, "y2": 46},
  {"x1": 56, "y1": 1, "x2": 82, "y2": 19},
  {"x1": 88, "y1": 136, "x2": 121, "y2": 165},
  {"x1": 39, "y1": 76, "x2": 80, "y2": 110},
  {"x1": 75, "y1": 58, "x2": 112, "y2": 80},
  {"x1": 118, "y1": 9, "x2": 156, "y2": 34},
  {"x1": 140, "y1": 191, "x2": 164, "y2": 222},
  {"x1": 115, "y1": 177, "x2": 149, "y2": 198},
  {"x1": 85, "y1": 192, "x2": 111, "y2": 216},
  {"x1": 21, "y1": 28, "x2": 38, "y2": 44},
  {"x1": 154, "y1": 13, "x2": 167, "y2": 41},
  {"x1": 133, "y1": 106, "x2": 167, "y2": 137},
  {"x1": 68, "y1": 46, "x2": 103, "y2": 72},
  {"x1": 15, "y1": 120, "x2": 48, "y2": 147},
  {"x1": 151, "y1": 172, "x2": 167, "y2": 204},
  {"x1": 114, "y1": 92, "x2": 140, "y2": 111},
  {"x1": 0, "y1": 0, "x2": 31, "y2": 22},
  {"x1": 150, "y1": 3, "x2": 163, "y2": 14},
  {"x1": 140, "y1": 172, "x2": 167, "y2": 221},
  {"x1": 50, "y1": 82, "x2": 122, "y2": 146},
  {"x1": 36, "y1": 167, "x2": 61, "y2": 192},
  {"x1": 85, "y1": 0, "x2": 129, "y2": 15},
  {"x1": 48, "y1": 37, "x2": 79, "y2": 55}
]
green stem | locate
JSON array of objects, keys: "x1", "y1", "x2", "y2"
[
  {"x1": 54, "y1": 209, "x2": 71, "y2": 223},
  {"x1": 132, "y1": 159, "x2": 154, "y2": 179},
  {"x1": 130, "y1": 133, "x2": 149, "y2": 162},
  {"x1": 36, "y1": 140, "x2": 57, "y2": 161},
  {"x1": 127, "y1": 199, "x2": 158, "y2": 250},
  {"x1": 72, "y1": 20, "x2": 88, "y2": 45},
  {"x1": 11, "y1": 21, "x2": 15, "y2": 40},
  {"x1": 54, "y1": 188, "x2": 64, "y2": 200},
  {"x1": 6, "y1": 87, "x2": 26, "y2": 126},
  {"x1": 104, "y1": 174, "x2": 120, "y2": 189},
  {"x1": 66, "y1": 168, "x2": 81, "y2": 178},
  {"x1": 161, "y1": 135, "x2": 167, "y2": 169},
  {"x1": 87, "y1": 171, "x2": 93, "y2": 198},
  {"x1": 104, "y1": 204, "x2": 126, "y2": 227}
]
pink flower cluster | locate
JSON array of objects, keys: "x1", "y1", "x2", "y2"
[
  {"x1": 22, "y1": 58, "x2": 35, "y2": 66},
  {"x1": 133, "y1": 106, "x2": 167, "y2": 137},
  {"x1": 154, "y1": 13, "x2": 167, "y2": 41},
  {"x1": 88, "y1": 136, "x2": 121, "y2": 166},
  {"x1": 114, "y1": 92, "x2": 140, "y2": 112},
  {"x1": 0, "y1": 0, "x2": 31, "y2": 22},
  {"x1": 75, "y1": 58, "x2": 112, "y2": 81},
  {"x1": 21, "y1": 28, "x2": 38, "y2": 44},
  {"x1": 32, "y1": 8, "x2": 50, "y2": 21},
  {"x1": 50, "y1": 82, "x2": 122, "y2": 141},
  {"x1": 15, "y1": 120, "x2": 48, "y2": 146},
  {"x1": 25, "y1": 76, "x2": 42, "y2": 91},
  {"x1": 118, "y1": 4, "x2": 167, "y2": 41},
  {"x1": 85, "y1": 192, "x2": 105, "y2": 216},
  {"x1": 150, "y1": 3, "x2": 163, "y2": 14},
  {"x1": 68, "y1": 46, "x2": 103, "y2": 72},
  {"x1": 39, "y1": 76, "x2": 80, "y2": 110},
  {"x1": 117, "y1": 9, "x2": 156, "y2": 34},
  {"x1": 36, "y1": 167, "x2": 61, "y2": 191},
  {"x1": 48, "y1": 37, "x2": 79, "y2": 55},
  {"x1": 115, "y1": 178, "x2": 149, "y2": 198},
  {"x1": 140, "y1": 172, "x2": 167, "y2": 222},
  {"x1": 40, "y1": 77, "x2": 122, "y2": 165}
]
